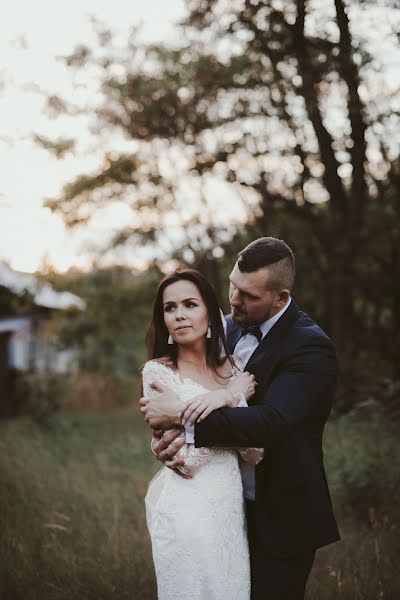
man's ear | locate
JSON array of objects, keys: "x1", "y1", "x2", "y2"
[{"x1": 277, "y1": 289, "x2": 290, "y2": 307}]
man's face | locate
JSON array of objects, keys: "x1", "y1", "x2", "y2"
[{"x1": 229, "y1": 262, "x2": 288, "y2": 327}]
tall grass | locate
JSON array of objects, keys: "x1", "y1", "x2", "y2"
[
  {"x1": 309, "y1": 410, "x2": 400, "y2": 599},
  {"x1": 0, "y1": 411, "x2": 157, "y2": 600},
  {"x1": 0, "y1": 407, "x2": 399, "y2": 599}
]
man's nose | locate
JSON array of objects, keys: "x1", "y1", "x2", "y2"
[{"x1": 230, "y1": 289, "x2": 241, "y2": 306}]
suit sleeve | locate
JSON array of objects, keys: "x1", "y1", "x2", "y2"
[{"x1": 194, "y1": 337, "x2": 338, "y2": 449}]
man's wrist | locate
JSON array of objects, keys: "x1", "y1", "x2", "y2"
[
  {"x1": 157, "y1": 414, "x2": 182, "y2": 429},
  {"x1": 170, "y1": 414, "x2": 182, "y2": 428}
]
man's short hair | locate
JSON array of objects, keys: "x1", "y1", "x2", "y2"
[{"x1": 237, "y1": 237, "x2": 295, "y2": 290}]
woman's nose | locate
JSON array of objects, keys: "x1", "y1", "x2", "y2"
[{"x1": 175, "y1": 306, "x2": 185, "y2": 319}]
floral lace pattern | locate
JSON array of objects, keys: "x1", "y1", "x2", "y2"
[{"x1": 143, "y1": 360, "x2": 250, "y2": 600}]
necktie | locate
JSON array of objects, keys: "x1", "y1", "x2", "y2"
[{"x1": 240, "y1": 325, "x2": 262, "y2": 342}]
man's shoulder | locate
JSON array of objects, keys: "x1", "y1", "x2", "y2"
[
  {"x1": 287, "y1": 309, "x2": 336, "y2": 358},
  {"x1": 294, "y1": 310, "x2": 333, "y2": 341},
  {"x1": 224, "y1": 314, "x2": 238, "y2": 334}
]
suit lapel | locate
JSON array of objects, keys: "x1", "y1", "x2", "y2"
[
  {"x1": 226, "y1": 301, "x2": 301, "y2": 372},
  {"x1": 244, "y1": 300, "x2": 301, "y2": 372}
]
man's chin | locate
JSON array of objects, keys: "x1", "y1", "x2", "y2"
[{"x1": 231, "y1": 311, "x2": 247, "y2": 326}]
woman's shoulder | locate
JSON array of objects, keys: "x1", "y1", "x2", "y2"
[
  {"x1": 141, "y1": 358, "x2": 181, "y2": 390},
  {"x1": 142, "y1": 357, "x2": 175, "y2": 376}
]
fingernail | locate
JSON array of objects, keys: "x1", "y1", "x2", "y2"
[
  {"x1": 182, "y1": 419, "x2": 186, "y2": 425},
  {"x1": 178, "y1": 412, "x2": 182, "y2": 417}
]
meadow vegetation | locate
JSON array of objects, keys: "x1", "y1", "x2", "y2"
[{"x1": 1, "y1": 404, "x2": 399, "y2": 599}]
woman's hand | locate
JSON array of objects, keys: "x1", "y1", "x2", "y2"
[
  {"x1": 181, "y1": 389, "x2": 232, "y2": 425},
  {"x1": 227, "y1": 371, "x2": 256, "y2": 402},
  {"x1": 181, "y1": 372, "x2": 257, "y2": 425}
]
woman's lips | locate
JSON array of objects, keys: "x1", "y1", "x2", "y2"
[{"x1": 175, "y1": 325, "x2": 191, "y2": 331}]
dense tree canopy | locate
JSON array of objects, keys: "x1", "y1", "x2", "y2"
[{"x1": 38, "y1": 0, "x2": 400, "y2": 409}]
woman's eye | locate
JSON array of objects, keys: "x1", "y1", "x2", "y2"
[
  {"x1": 186, "y1": 302, "x2": 197, "y2": 308},
  {"x1": 164, "y1": 305, "x2": 175, "y2": 312}
]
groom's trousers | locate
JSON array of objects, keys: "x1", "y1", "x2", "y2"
[{"x1": 246, "y1": 500, "x2": 315, "y2": 600}]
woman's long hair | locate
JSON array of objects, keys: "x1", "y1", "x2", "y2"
[{"x1": 146, "y1": 268, "x2": 233, "y2": 372}]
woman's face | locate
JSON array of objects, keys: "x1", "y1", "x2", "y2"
[{"x1": 162, "y1": 280, "x2": 209, "y2": 346}]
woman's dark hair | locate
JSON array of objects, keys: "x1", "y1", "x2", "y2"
[{"x1": 146, "y1": 268, "x2": 233, "y2": 372}]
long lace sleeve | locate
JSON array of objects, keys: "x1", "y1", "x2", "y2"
[
  {"x1": 142, "y1": 361, "x2": 214, "y2": 475},
  {"x1": 142, "y1": 360, "x2": 176, "y2": 400},
  {"x1": 235, "y1": 392, "x2": 264, "y2": 465}
]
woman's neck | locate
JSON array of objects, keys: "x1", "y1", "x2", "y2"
[{"x1": 177, "y1": 342, "x2": 207, "y2": 370}]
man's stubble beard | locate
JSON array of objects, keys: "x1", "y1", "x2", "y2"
[{"x1": 231, "y1": 307, "x2": 274, "y2": 328}]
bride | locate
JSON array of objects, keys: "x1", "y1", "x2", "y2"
[{"x1": 141, "y1": 268, "x2": 262, "y2": 600}]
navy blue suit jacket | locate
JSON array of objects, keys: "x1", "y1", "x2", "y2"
[{"x1": 195, "y1": 300, "x2": 340, "y2": 556}]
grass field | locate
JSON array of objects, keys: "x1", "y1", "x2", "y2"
[{"x1": 0, "y1": 408, "x2": 399, "y2": 599}]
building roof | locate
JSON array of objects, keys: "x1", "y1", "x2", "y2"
[
  {"x1": 0, "y1": 262, "x2": 86, "y2": 311},
  {"x1": 0, "y1": 316, "x2": 30, "y2": 333}
]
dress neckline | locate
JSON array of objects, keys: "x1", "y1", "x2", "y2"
[{"x1": 153, "y1": 360, "x2": 227, "y2": 393}]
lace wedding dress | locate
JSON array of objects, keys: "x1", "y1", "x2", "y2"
[{"x1": 143, "y1": 360, "x2": 251, "y2": 600}]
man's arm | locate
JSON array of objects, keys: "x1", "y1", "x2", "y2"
[
  {"x1": 194, "y1": 337, "x2": 338, "y2": 449},
  {"x1": 141, "y1": 372, "x2": 256, "y2": 431}
]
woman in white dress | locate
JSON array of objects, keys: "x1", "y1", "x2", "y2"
[{"x1": 142, "y1": 268, "x2": 263, "y2": 600}]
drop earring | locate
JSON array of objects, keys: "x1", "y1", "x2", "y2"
[
  {"x1": 206, "y1": 325, "x2": 212, "y2": 339},
  {"x1": 168, "y1": 334, "x2": 173, "y2": 345}
]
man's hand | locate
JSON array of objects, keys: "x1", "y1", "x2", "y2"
[
  {"x1": 140, "y1": 382, "x2": 182, "y2": 429},
  {"x1": 152, "y1": 429, "x2": 192, "y2": 479}
]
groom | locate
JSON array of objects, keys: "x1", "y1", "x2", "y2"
[{"x1": 141, "y1": 237, "x2": 340, "y2": 600}]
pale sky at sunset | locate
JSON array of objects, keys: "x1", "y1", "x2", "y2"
[
  {"x1": 1, "y1": 1, "x2": 399, "y2": 274},
  {"x1": 0, "y1": 0, "x2": 185, "y2": 273}
]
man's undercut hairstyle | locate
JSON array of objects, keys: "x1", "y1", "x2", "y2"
[{"x1": 237, "y1": 237, "x2": 295, "y2": 291}]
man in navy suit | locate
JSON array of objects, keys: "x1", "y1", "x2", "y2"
[{"x1": 141, "y1": 237, "x2": 340, "y2": 599}]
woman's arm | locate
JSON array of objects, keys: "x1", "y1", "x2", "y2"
[{"x1": 181, "y1": 371, "x2": 256, "y2": 424}]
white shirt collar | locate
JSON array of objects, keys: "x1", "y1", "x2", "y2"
[{"x1": 259, "y1": 297, "x2": 292, "y2": 339}]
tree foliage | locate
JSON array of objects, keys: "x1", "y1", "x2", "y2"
[
  {"x1": 39, "y1": 0, "x2": 400, "y2": 409},
  {"x1": 47, "y1": 265, "x2": 163, "y2": 375}
]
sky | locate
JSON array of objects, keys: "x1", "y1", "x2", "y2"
[
  {"x1": 1, "y1": 1, "x2": 398, "y2": 274},
  {"x1": 0, "y1": 0, "x2": 186, "y2": 273}
]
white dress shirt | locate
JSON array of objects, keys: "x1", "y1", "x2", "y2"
[{"x1": 186, "y1": 298, "x2": 292, "y2": 500}]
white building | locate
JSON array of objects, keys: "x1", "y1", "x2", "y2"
[{"x1": 0, "y1": 261, "x2": 85, "y2": 415}]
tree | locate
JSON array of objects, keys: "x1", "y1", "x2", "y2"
[
  {"x1": 39, "y1": 0, "x2": 400, "y2": 409},
  {"x1": 47, "y1": 264, "x2": 163, "y2": 374}
]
